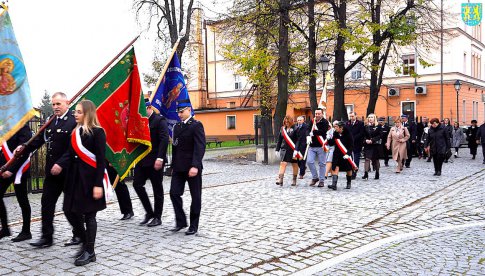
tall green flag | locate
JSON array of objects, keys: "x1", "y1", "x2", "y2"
[{"x1": 71, "y1": 47, "x2": 151, "y2": 179}]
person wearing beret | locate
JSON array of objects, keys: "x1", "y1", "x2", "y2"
[
  {"x1": 133, "y1": 99, "x2": 169, "y2": 227},
  {"x1": 169, "y1": 99, "x2": 206, "y2": 235}
]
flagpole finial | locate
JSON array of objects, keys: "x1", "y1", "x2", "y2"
[{"x1": 179, "y1": 29, "x2": 186, "y2": 38}]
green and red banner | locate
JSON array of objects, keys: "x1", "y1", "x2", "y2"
[{"x1": 71, "y1": 47, "x2": 151, "y2": 179}]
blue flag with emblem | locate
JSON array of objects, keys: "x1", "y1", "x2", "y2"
[
  {"x1": 0, "y1": 5, "x2": 36, "y2": 143},
  {"x1": 462, "y1": 3, "x2": 482, "y2": 26},
  {"x1": 150, "y1": 52, "x2": 193, "y2": 137}
]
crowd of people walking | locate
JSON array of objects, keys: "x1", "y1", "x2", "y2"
[{"x1": 275, "y1": 109, "x2": 485, "y2": 189}]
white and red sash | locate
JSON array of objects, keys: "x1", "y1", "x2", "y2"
[
  {"x1": 335, "y1": 138, "x2": 358, "y2": 171},
  {"x1": 281, "y1": 127, "x2": 303, "y2": 159},
  {"x1": 71, "y1": 127, "x2": 113, "y2": 201},
  {"x1": 1, "y1": 141, "x2": 30, "y2": 184},
  {"x1": 312, "y1": 120, "x2": 330, "y2": 152}
]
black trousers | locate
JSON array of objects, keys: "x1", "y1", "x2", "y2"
[
  {"x1": 432, "y1": 153, "x2": 445, "y2": 173},
  {"x1": 482, "y1": 143, "x2": 485, "y2": 161},
  {"x1": 405, "y1": 141, "x2": 415, "y2": 166},
  {"x1": 40, "y1": 173, "x2": 76, "y2": 239},
  {"x1": 470, "y1": 144, "x2": 478, "y2": 156},
  {"x1": 170, "y1": 171, "x2": 202, "y2": 231},
  {"x1": 114, "y1": 181, "x2": 133, "y2": 215},
  {"x1": 133, "y1": 165, "x2": 164, "y2": 219},
  {"x1": 297, "y1": 159, "x2": 306, "y2": 176},
  {"x1": 0, "y1": 175, "x2": 31, "y2": 233},
  {"x1": 352, "y1": 149, "x2": 361, "y2": 177},
  {"x1": 70, "y1": 211, "x2": 97, "y2": 253}
]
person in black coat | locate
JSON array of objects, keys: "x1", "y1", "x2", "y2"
[
  {"x1": 401, "y1": 114, "x2": 418, "y2": 168},
  {"x1": 442, "y1": 118, "x2": 453, "y2": 163},
  {"x1": 346, "y1": 112, "x2": 364, "y2": 179},
  {"x1": 377, "y1": 117, "x2": 391, "y2": 166},
  {"x1": 63, "y1": 100, "x2": 107, "y2": 266},
  {"x1": 133, "y1": 99, "x2": 169, "y2": 227},
  {"x1": 476, "y1": 122, "x2": 485, "y2": 164},
  {"x1": 169, "y1": 100, "x2": 206, "y2": 236},
  {"x1": 0, "y1": 124, "x2": 32, "y2": 242},
  {"x1": 467, "y1": 120, "x2": 479, "y2": 159},
  {"x1": 362, "y1": 114, "x2": 381, "y2": 180},
  {"x1": 295, "y1": 116, "x2": 309, "y2": 179},
  {"x1": 416, "y1": 117, "x2": 429, "y2": 158},
  {"x1": 424, "y1": 118, "x2": 451, "y2": 176},
  {"x1": 106, "y1": 163, "x2": 133, "y2": 220},
  {"x1": 23, "y1": 92, "x2": 80, "y2": 248},
  {"x1": 275, "y1": 115, "x2": 300, "y2": 186},
  {"x1": 327, "y1": 121, "x2": 355, "y2": 190}
]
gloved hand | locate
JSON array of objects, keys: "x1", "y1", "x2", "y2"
[
  {"x1": 310, "y1": 131, "x2": 314, "y2": 137},
  {"x1": 275, "y1": 150, "x2": 280, "y2": 158},
  {"x1": 343, "y1": 154, "x2": 350, "y2": 160},
  {"x1": 306, "y1": 136, "x2": 312, "y2": 144},
  {"x1": 292, "y1": 151, "x2": 297, "y2": 158}
]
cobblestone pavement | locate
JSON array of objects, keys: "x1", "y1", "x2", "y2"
[{"x1": 0, "y1": 146, "x2": 484, "y2": 275}]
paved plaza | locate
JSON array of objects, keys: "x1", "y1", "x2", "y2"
[{"x1": 0, "y1": 146, "x2": 484, "y2": 275}]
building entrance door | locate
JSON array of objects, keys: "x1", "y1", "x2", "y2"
[{"x1": 401, "y1": 101, "x2": 416, "y2": 121}]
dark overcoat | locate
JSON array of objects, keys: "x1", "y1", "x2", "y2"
[
  {"x1": 425, "y1": 125, "x2": 451, "y2": 156},
  {"x1": 137, "y1": 113, "x2": 169, "y2": 167},
  {"x1": 171, "y1": 117, "x2": 206, "y2": 172},
  {"x1": 329, "y1": 126, "x2": 354, "y2": 171},
  {"x1": 276, "y1": 125, "x2": 298, "y2": 163},
  {"x1": 363, "y1": 124, "x2": 381, "y2": 160}
]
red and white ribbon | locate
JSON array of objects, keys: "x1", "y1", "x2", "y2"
[
  {"x1": 71, "y1": 128, "x2": 113, "y2": 201},
  {"x1": 1, "y1": 141, "x2": 30, "y2": 184},
  {"x1": 281, "y1": 127, "x2": 303, "y2": 159},
  {"x1": 313, "y1": 121, "x2": 329, "y2": 152},
  {"x1": 335, "y1": 138, "x2": 358, "y2": 171}
]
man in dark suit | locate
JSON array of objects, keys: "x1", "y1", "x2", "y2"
[
  {"x1": 295, "y1": 116, "x2": 308, "y2": 178},
  {"x1": 106, "y1": 163, "x2": 134, "y2": 220},
  {"x1": 377, "y1": 117, "x2": 391, "y2": 166},
  {"x1": 346, "y1": 112, "x2": 365, "y2": 179},
  {"x1": 401, "y1": 114, "x2": 417, "y2": 168},
  {"x1": 133, "y1": 99, "x2": 169, "y2": 227},
  {"x1": 23, "y1": 92, "x2": 80, "y2": 248},
  {"x1": 416, "y1": 117, "x2": 429, "y2": 159},
  {"x1": 169, "y1": 99, "x2": 206, "y2": 235}
]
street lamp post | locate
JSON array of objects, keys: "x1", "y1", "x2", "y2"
[
  {"x1": 317, "y1": 54, "x2": 330, "y2": 118},
  {"x1": 454, "y1": 80, "x2": 462, "y2": 123}
]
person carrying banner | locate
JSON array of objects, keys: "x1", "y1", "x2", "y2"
[
  {"x1": 275, "y1": 115, "x2": 301, "y2": 186},
  {"x1": 106, "y1": 162, "x2": 134, "y2": 220},
  {"x1": 133, "y1": 99, "x2": 169, "y2": 227},
  {"x1": 306, "y1": 108, "x2": 329, "y2": 187},
  {"x1": 64, "y1": 100, "x2": 108, "y2": 266},
  {"x1": 169, "y1": 99, "x2": 206, "y2": 236},
  {"x1": 22, "y1": 92, "x2": 80, "y2": 248},
  {"x1": 0, "y1": 124, "x2": 32, "y2": 242},
  {"x1": 327, "y1": 121, "x2": 357, "y2": 190},
  {"x1": 295, "y1": 116, "x2": 309, "y2": 179}
]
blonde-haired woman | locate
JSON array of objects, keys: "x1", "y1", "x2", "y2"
[
  {"x1": 362, "y1": 114, "x2": 381, "y2": 180},
  {"x1": 64, "y1": 100, "x2": 107, "y2": 266},
  {"x1": 275, "y1": 115, "x2": 300, "y2": 186},
  {"x1": 386, "y1": 117, "x2": 410, "y2": 173}
]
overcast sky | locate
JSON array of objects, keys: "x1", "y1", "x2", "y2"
[{"x1": 7, "y1": 0, "x2": 225, "y2": 106}]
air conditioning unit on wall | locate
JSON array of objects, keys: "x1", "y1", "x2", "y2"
[
  {"x1": 388, "y1": 88, "x2": 399, "y2": 97},
  {"x1": 482, "y1": 94, "x2": 485, "y2": 102},
  {"x1": 415, "y1": 85, "x2": 427, "y2": 95}
]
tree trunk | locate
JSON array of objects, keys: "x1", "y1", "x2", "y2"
[
  {"x1": 366, "y1": 0, "x2": 380, "y2": 116},
  {"x1": 308, "y1": 0, "x2": 318, "y2": 113},
  {"x1": 332, "y1": 0, "x2": 348, "y2": 121},
  {"x1": 274, "y1": 0, "x2": 290, "y2": 136}
]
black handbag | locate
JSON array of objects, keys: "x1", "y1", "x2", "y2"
[{"x1": 445, "y1": 148, "x2": 452, "y2": 160}]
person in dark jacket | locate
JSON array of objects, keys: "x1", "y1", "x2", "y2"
[
  {"x1": 327, "y1": 121, "x2": 355, "y2": 190},
  {"x1": 133, "y1": 99, "x2": 169, "y2": 227},
  {"x1": 346, "y1": 112, "x2": 364, "y2": 179},
  {"x1": 401, "y1": 114, "x2": 417, "y2": 168},
  {"x1": 275, "y1": 115, "x2": 300, "y2": 186},
  {"x1": 442, "y1": 118, "x2": 453, "y2": 163},
  {"x1": 106, "y1": 163, "x2": 134, "y2": 220},
  {"x1": 306, "y1": 108, "x2": 329, "y2": 187},
  {"x1": 0, "y1": 124, "x2": 32, "y2": 242},
  {"x1": 295, "y1": 116, "x2": 309, "y2": 179},
  {"x1": 476, "y1": 122, "x2": 485, "y2": 164},
  {"x1": 169, "y1": 99, "x2": 206, "y2": 236},
  {"x1": 416, "y1": 117, "x2": 429, "y2": 159},
  {"x1": 467, "y1": 120, "x2": 479, "y2": 159},
  {"x1": 64, "y1": 100, "x2": 107, "y2": 266},
  {"x1": 377, "y1": 117, "x2": 391, "y2": 166},
  {"x1": 362, "y1": 114, "x2": 381, "y2": 180},
  {"x1": 424, "y1": 118, "x2": 451, "y2": 176}
]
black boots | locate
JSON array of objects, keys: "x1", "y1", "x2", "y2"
[
  {"x1": 362, "y1": 172, "x2": 369, "y2": 180},
  {"x1": 75, "y1": 250, "x2": 96, "y2": 266},
  {"x1": 346, "y1": 175, "x2": 352, "y2": 189},
  {"x1": 0, "y1": 228, "x2": 11, "y2": 240},
  {"x1": 375, "y1": 170, "x2": 379, "y2": 179},
  {"x1": 327, "y1": 175, "x2": 337, "y2": 190}
]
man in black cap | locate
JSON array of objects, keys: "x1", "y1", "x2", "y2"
[
  {"x1": 170, "y1": 99, "x2": 206, "y2": 235},
  {"x1": 133, "y1": 99, "x2": 169, "y2": 227},
  {"x1": 377, "y1": 117, "x2": 391, "y2": 166},
  {"x1": 401, "y1": 114, "x2": 417, "y2": 168}
]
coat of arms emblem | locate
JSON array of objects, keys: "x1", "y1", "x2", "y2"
[{"x1": 462, "y1": 3, "x2": 482, "y2": 26}]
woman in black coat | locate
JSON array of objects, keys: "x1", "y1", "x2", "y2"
[
  {"x1": 467, "y1": 120, "x2": 479, "y2": 159},
  {"x1": 275, "y1": 115, "x2": 300, "y2": 186},
  {"x1": 64, "y1": 100, "x2": 107, "y2": 266},
  {"x1": 424, "y1": 118, "x2": 451, "y2": 176},
  {"x1": 327, "y1": 121, "x2": 355, "y2": 190},
  {"x1": 362, "y1": 114, "x2": 382, "y2": 180}
]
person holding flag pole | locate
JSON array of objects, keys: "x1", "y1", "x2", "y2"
[
  {"x1": 303, "y1": 73, "x2": 331, "y2": 187},
  {"x1": 275, "y1": 115, "x2": 302, "y2": 186}
]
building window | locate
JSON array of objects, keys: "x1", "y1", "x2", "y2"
[
  {"x1": 227, "y1": 101, "x2": 236, "y2": 108},
  {"x1": 226, "y1": 115, "x2": 236, "y2": 129},
  {"x1": 462, "y1": 100, "x2": 466, "y2": 123},
  {"x1": 464, "y1": 53, "x2": 467, "y2": 74},
  {"x1": 345, "y1": 104, "x2": 354, "y2": 115},
  {"x1": 234, "y1": 75, "x2": 242, "y2": 90},
  {"x1": 473, "y1": 101, "x2": 478, "y2": 120},
  {"x1": 473, "y1": 24, "x2": 482, "y2": 41},
  {"x1": 472, "y1": 53, "x2": 482, "y2": 78},
  {"x1": 350, "y1": 63, "x2": 362, "y2": 80},
  {"x1": 402, "y1": 54, "x2": 415, "y2": 75}
]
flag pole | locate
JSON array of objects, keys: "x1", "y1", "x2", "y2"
[
  {"x1": 148, "y1": 33, "x2": 184, "y2": 103},
  {"x1": 0, "y1": 36, "x2": 140, "y2": 174}
]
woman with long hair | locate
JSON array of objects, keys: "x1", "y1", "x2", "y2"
[
  {"x1": 425, "y1": 118, "x2": 451, "y2": 176},
  {"x1": 386, "y1": 117, "x2": 410, "y2": 173},
  {"x1": 362, "y1": 114, "x2": 381, "y2": 180},
  {"x1": 64, "y1": 100, "x2": 107, "y2": 266},
  {"x1": 451, "y1": 122, "x2": 463, "y2": 158},
  {"x1": 275, "y1": 115, "x2": 300, "y2": 186}
]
